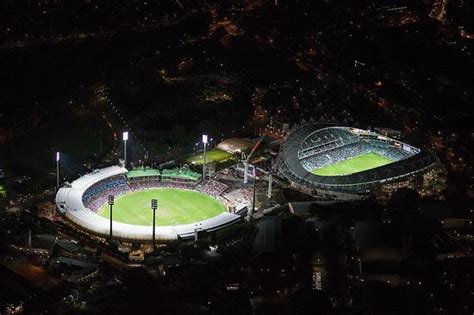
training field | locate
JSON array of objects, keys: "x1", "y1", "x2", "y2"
[
  {"x1": 98, "y1": 188, "x2": 226, "y2": 226},
  {"x1": 187, "y1": 149, "x2": 234, "y2": 165},
  {"x1": 311, "y1": 152, "x2": 394, "y2": 176}
]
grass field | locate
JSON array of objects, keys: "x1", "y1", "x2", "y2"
[
  {"x1": 310, "y1": 152, "x2": 394, "y2": 176},
  {"x1": 98, "y1": 188, "x2": 226, "y2": 226},
  {"x1": 187, "y1": 149, "x2": 234, "y2": 165}
]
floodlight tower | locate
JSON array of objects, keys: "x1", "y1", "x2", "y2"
[
  {"x1": 151, "y1": 199, "x2": 158, "y2": 247},
  {"x1": 243, "y1": 136, "x2": 264, "y2": 184},
  {"x1": 108, "y1": 195, "x2": 114, "y2": 241},
  {"x1": 123, "y1": 131, "x2": 129, "y2": 167},
  {"x1": 266, "y1": 159, "x2": 274, "y2": 199},
  {"x1": 251, "y1": 165, "x2": 257, "y2": 216},
  {"x1": 202, "y1": 134, "x2": 208, "y2": 182},
  {"x1": 56, "y1": 152, "x2": 60, "y2": 190},
  {"x1": 267, "y1": 172, "x2": 273, "y2": 199}
]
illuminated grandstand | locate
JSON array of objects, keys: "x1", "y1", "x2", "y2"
[
  {"x1": 277, "y1": 125, "x2": 438, "y2": 194},
  {"x1": 55, "y1": 166, "x2": 240, "y2": 242}
]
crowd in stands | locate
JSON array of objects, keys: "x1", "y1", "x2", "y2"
[
  {"x1": 299, "y1": 128, "x2": 357, "y2": 158},
  {"x1": 129, "y1": 180, "x2": 193, "y2": 191},
  {"x1": 82, "y1": 175, "x2": 131, "y2": 212},
  {"x1": 196, "y1": 180, "x2": 228, "y2": 197},
  {"x1": 82, "y1": 175, "x2": 127, "y2": 202},
  {"x1": 298, "y1": 138, "x2": 358, "y2": 159}
]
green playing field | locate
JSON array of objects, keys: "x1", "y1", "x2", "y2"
[
  {"x1": 98, "y1": 188, "x2": 226, "y2": 226},
  {"x1": 310, "y1": 152, "x2": 394, "y2": 176},
  {"x1": 187, "y1": 149, "x2": 234, "y2": 165}
]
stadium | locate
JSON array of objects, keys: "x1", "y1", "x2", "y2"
[
  {"x1": 277, "y1": 125, "x2": 438, "y2": 195},
  {"x1": 55, "y1": 166, "x2": 241, "y2": 242}
]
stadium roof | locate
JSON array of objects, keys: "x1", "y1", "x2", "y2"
[
  {"x1": 279, "y1": 124, "x2": 437, "y2": 191},
  {"x1": 72, "y1": 166, "x2": 127, "y2": 190},
  {"x1": 126, "y1": 168, "x2": 161, "y2": 178}
]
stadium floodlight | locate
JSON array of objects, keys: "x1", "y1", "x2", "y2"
[
  {"x1": 123, "y1": 131, "x2": 128, "y2": 167},
  {"x1": 251, "y1": 165, "x2": 256, "y2": 216},
  {"x1": 56, "y1": 151, "x2": 60, "y2": 190},
  {"x1": 108, "y1": 195, "x2": 114, "y2": 241},
  {"x1": 202, "y1": 134, "x2": 208, "y2": 182},
  {"x1": 151, "y1": 199, "x2": 158, "y2": 247}
]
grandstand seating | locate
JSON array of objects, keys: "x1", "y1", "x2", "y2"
[
  {"x1": 196, "y1": 180, "x2": 228, "y2": 197},
  {"x1": 129, "y1": 180, "x2": 193, "y2": 191},
  {"x1": 82, "y1": 175, "x2": 131, "y2": 212}
]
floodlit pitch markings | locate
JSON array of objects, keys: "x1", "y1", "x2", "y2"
[
  {"x1": 187, "y1": 149, "x2": 234, "y2": 165},
  {"x1": 97, "y1": 188, "x2": 226, "y2": 226},
  {"x1": 310, "y1": 152, "x2": 394, "y2": 176}
]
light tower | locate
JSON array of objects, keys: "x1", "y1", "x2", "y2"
[
  {"x1": 56, "y1": 151, "x2": 60, "y2": 190},
  {"x1": 251, "y1": 165, "x2": 257, "y2": 216},
  {"x1": 202, "y1": 134, "x2": 208, "y2": 182},
  {"x1": 267, "y1": 172, "x2": 273, "y2": 199},
  {"x1": 108, "y1": 195, "x2": 114, "y2": 241},
  {"x1": 123, "y1": 131, "x2": 129, "y2": 167},
  {"x1": 151, "y1": 199, "x2": 158, "y2": 247}
]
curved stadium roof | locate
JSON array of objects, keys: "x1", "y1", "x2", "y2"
[{"x1": 279, "y1": 125, "x2": 437, "y2": 191}]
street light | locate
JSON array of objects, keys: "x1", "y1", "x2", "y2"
[
  {"x1": 202, "y1": 134, "x2": 208, "y2": 182},
  {"x1": 56, "y1": 151, "x2": 60, "y2": 190},
  {"x1": 151, "y1": 199, "x2": 158, "y2": 247},
  {"x1": 108, "y1": 195, "x2": 115, "y2": 241},
  {"x1": 123, "y1": 131, "x2": 129, "y2": 167}
]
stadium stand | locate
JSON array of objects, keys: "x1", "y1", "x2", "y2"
[
  {"x1": 129, "y1": 180, "x2": 193, "y2": 191},
  {"x1": 196, "y1": 180, "x2": 228, "y2": 197}
]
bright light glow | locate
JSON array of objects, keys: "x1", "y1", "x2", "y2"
[
  {"x1": 56, "y1": 152, "x2": 60, "y2": 162},
  {"x1": 123, "y1": 131, "x2": 129, "y2": 141},
  {"x1": 202, "y1": 134, "x2": 208, "y2": 144}
]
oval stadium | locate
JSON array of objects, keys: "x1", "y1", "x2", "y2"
[
  {"x1": 55, "y1": 166, "x2": 241, "y2": 242},
  {"x1": 277, "y1": 125, "x2": 439, "y2": 196}
]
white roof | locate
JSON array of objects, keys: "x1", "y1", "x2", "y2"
[
  {"x1": 71, "y1": 166, "x2": 127, "y2": 190},
  {"x1": 56, "y1": 166, "x2": 240, "y2": 242}
]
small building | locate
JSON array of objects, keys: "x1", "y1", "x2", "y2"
[
  {"x1": 217, "y1": 138, "x2": 253, "y2": 154},
  {"x1": 252, "y1": 216, "x2": 283, "y2": 256},
  {"x1": 16, "y1": 234, "x2": 56, "y2": 258},
  {"x1": 55, "y1": 238, "x2": 93, "y2": 260},
  {"x1": 51, "y1": 256, "x2": 99, "y2": 283},
  {"x1": 352, "y1": 221, "x2": 404, "y2": 282}
]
